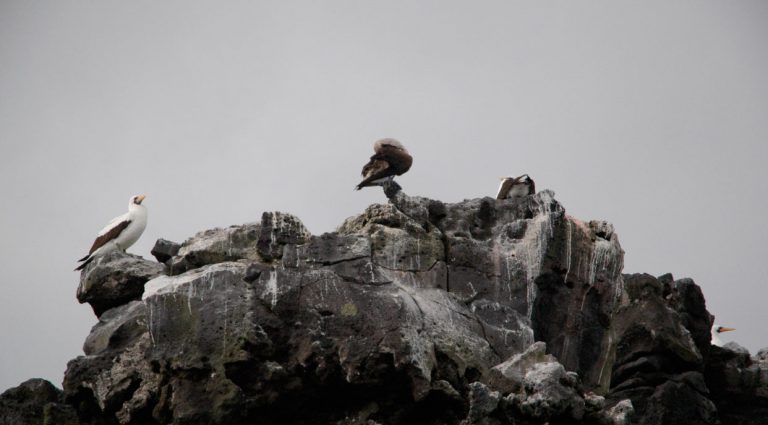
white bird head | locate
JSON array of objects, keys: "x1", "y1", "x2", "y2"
[
  {"x1": 129, "y1": 194, "x2": 146, "y2": 210},
  {"x1": 711, "y1": 323, "x2": 736, "y2": 347}
]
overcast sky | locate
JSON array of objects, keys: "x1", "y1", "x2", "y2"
[{"x1": 1, "y1": 1, "x2": 767, "y2": 392}]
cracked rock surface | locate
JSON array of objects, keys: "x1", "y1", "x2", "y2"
[{"x1": 5, "y1": 188, "x2": 767, "y2": 424}]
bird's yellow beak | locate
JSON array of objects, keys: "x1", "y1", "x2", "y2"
[
  {"x1": 719, "y1": 327, "x2": 736, "y2": 333},
  {"x1": 136, "y1": 194, "x2": 146, "y2": 204}
]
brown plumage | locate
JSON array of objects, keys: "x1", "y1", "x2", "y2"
[
  {"x1": 496, "y1": 174, "x2": 536, "y2": 200},
  {"x1": 355, "y1": 138, "x2": 413, "y2": 190},
  {"x1": 74, "y1": 220, "x2": 132, "y2": 271},
  {"x1": 87, "y1": 220, "x2": 132, "y2": 255}
]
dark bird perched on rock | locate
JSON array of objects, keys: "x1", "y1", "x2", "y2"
[
  {"x1": 75, "y1": 195, "x2": 147, "y2": 271},
  {"x1": 355, "y1": 138, "x2": 413, "y2": 192},
  {"x1": 496, "y1": 174, "x2": 535, "y2": 200}
]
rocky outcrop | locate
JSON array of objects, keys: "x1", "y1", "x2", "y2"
[
  {"x1": 705, "y1": 344, "x2": 768, "y2": 424},
  {"x1": 4, "y1": 187, "x2": 768, "y2": 424},
  {"x1": 606, "y1": 273, "x2": 717, "y2": 425},
  {"x1": 0, "y1": 379, "x2": 78, "y2": 425},
  {"x1": 76, "y1": 251, "x2": 165, "y2": 317}
]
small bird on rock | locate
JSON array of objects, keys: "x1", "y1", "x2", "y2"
[
  {"x1": 355, "y1": 138, "x2": 413, "y2": 191},
  {"x1": 75, "y1": 195, "x2": 148, "y2": 271},
  {"x1": 496, "y1": 174, "x2": 535, "y2": 200}
]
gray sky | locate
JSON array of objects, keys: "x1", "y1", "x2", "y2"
[{"x1": 1, "y1": 1, "x2": 767, "y2": 392}]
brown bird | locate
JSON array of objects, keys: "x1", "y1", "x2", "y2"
[
  {"x1": 355, "y1": 138, "x2": 413, "y2": 190},
  {"x1": 496, "y1": 174, "x2": 535, "y2": 200}
]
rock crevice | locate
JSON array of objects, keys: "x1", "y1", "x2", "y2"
[{"x1": 2, "y1": 188, "x2": 767, "y2": 424}]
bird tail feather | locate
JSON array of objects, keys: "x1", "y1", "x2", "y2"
[{"x1": 75, "y1": 256, "x2": 94, "y2": 271}]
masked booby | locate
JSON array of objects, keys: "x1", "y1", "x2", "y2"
[
  {"x1": 711, "y1": 324, "x2": 736, "y2": 347},
  {"x1": 75, "y1": 195, "x2": 147, "y2": 271}
]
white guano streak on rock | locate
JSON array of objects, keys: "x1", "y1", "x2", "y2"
[
  {"x1": 393, "y1": 283, "x2": 438, "y2": 379},
  {"x1": 187, "y1": 280, "x2": 194, "y2": 315},
  {"x1": 263, "y1": 270, "x2": 278, "y2": 308},
  {"x1": 392, "y1": 238, "x2": 398, "y2": 269},
  {"x1": 270, "y1": 212, "x2": 277, "y2": 252},
  {"x1": 588, "y1": 239, "x2": 622, "y2": 289},
  {"x1": 518, "y1": 194, "x2": 556, "y2": 319},
  {"x1": 416, "y1": 237, "x2": 421, "y2": 270},
  {"x1": 564, "y1": 219, "x2": 573, "y2": 284},
  {"x1": 222, "y1": 297, "x2": 228, "y2": 355},
  {"x1": 148, "y1": 302, "x2": 156, "y2": 345},
  {"x1": 368, "y1": 262, "x2": 375, "y2": 283}
]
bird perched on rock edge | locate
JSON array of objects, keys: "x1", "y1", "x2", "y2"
[
  {"x1": 75, "y1": 195, "x2": 148, "y2": 271},
  {"x1": 355, "y1": 138, "x2": 413, "y2": 191},
  {"x1": 496, "y1": 174, "x2": 535, "y2": 200}
]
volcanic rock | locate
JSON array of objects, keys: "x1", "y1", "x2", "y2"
[{"x1": 4, "y1": 187, "x2": 767, "y2": 424}]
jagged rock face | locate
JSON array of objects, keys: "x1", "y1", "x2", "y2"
[
  {"x1": 705, "y1": 344, "x2": 768, "y2": 424},
  {"x1": 607, "y1": 273, "x2": 718, "y2": 425},
  {"x1": 0, "y1": 188, "x2": 731, "y2": 424},
  {"x1": 167, "y1": 222, "x2": 263, "y2": 274},
  {"x1": 382, "y1": 190, "x2": 625, "y2": 391},
  {"x1": 0, "y1": 378, "x2": 78, "y2": 425},
  {"x1": 59, "y1": 192, "x2": 629, "y2": 424},
  {"x1": 77, "y1": 251, "x2": 165, "y2": 317}
]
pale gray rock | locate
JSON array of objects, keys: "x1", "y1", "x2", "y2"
[
  {"x1": 512, "y1": 362, "x2": 585, "y2": 420},
  {"x1": 257, "y1": 211, "x2": 312, "y2": 261},
  {"x1": 485, "y1": 341, "x2": 556, "y2": 394},
  {"x1": 77, "y1": 251, "x2": 164, "y2": 317},
  {"x1": 604, "y1": 399, "x2": 634, "y2": 425},
  {"x1": 167, "y1": 222, "x2": 262, "y2": 274}
]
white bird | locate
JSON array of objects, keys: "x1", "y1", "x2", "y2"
[
  {"x1": 711, "y1": 324, "x2": 736, "y2": 347},
  {"x1": 75, "y1": 195, "x2": 148, "y2": 271}
]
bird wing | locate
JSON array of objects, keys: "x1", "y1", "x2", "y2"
[
  {"x1": 496, "y1": 179, "x2": 515, "y2": 199},
  {"x1": 97, "y1": 212, "x2": 129, "y2": 236},
  {"x1": 355, "y1": 158, "x2": 393, "y2": 189},
  {"x1": 361, "y1": 156, "x2": 390, "y2": 177},
  {"x1": 376, "y1": 145, "x2": 412, "y2": 175},
  {"x1": 88, "y1": 219, "x2": 132, "y2": 254}
]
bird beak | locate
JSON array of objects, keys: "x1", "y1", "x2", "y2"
[
  {"x1": 719, "y1": 327, "x2": 736, "y2": 333},
  {"x1": 136, "y1": 194, "x2": 146, "y2": 204}
]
